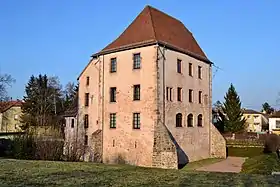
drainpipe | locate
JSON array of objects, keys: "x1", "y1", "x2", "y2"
[
  {"x1": 101, "y1": 55, "x2": 105, "y2": 163},
  {"x1": 209, "y1": 64, "x2": 212, "y2": 157}
]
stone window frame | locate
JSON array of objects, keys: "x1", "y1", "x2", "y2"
[
  {"x1": 176, "y1": 113, "x2": 183, "y2": 127},
  {"x1": 133, "y1": 84, "x2": 141, "y2": 101},
  {"x1": 85, "y1": 93, "x2": 89, "y2": 107},
  {"x1": 86, "y1": 76, "x2": 90, "y2": 86},
  {"x1": 84, "y1": 135, "x2": 88, "y2": 146},
  {"x1": 110, "y1": 113, "x2": 116, "y2": 128},
  {"x1": 84, "y1": 114, "x2": 89, "y2": 128},
  {"x1": 198, "y1": 66, "x2": 202, "y2": 79},
  {"x1": 133, "y1": 112, "x2": 141, "y2": 129},
  {"x1": 187, "y1": 113, "x2": 194, "y2": 127},
  {"x1": 110, "y1": 57, "x2": 117, "y2": 73},
  {"x1": 189, "y1": 89, "x2": 193, "y2": 103},
  {"x1": 133, "y1": 53, "x2": 141, "y2": 69},
  {"x1": 177, "y1": 87, "x2": 182, "y2": 102},
  {"x1": 189, "y1": 62, "x2": 193, "y2": 77},
  {"x1": 198, "y1": 91, "x2": 202, "y2": 104},
  {"x1": 197, "y1": 114, "x2": 203, "y2": 127},
  {"x1": 166, "y1": 87, "x2": 173, "y2": 101}
]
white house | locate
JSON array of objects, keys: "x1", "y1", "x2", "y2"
[{"x1": 269, "y1": 111, "x2": 280, "y2": 135}]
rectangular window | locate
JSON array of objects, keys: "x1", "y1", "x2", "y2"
[
  {"x1": 110, "y1": 87, "x2": 116, "y2": 102},
  {"x1": 71, "y1": 118, "x2": 74, "y2": 128},
  {"x1": 199, "y1": 91, "x2": 202, "y2": 104},
  {"x1": 166, "y1": 87, "x2": 173, "y2": 101},
  {"x1": 133, "y1": 53, "x2": 141, "y2": 69},
  {"x1": 177, "y1": 59, "x2": 182, "y2": 73},
  {"x1": 84, "y1": 114, "x2": 89, "y2": 128},
  {"x1": 189, "y1": 89, "x2": 193, "y2": 103},
  {"x1": 276, "y1": 120, "x2": 280, "y2": 129},
  {"x1": 86, "y1": 76, "x2": 90, "y2": 86},
  {"x1": 85, "y1": 93, "x2": 89, "y2": 106},
  {"x1": 84, "y1": 135, "x2": 88, "y2": 146},
  {"x1": 177, "y1": 87, "x2": 182, "y2": 101},
  {"x1": 133, "y1": 85, "x2": 140, "y2": 100},
  {"x1": 189, "y1": 63, "x2": 193, "y2": 76},
  {"x1": 133, "y1": 113, "x2": 140, "y2": 129},
  {"x1": 198, "y1": 66, "x2": 202, "y2": 79},
  {"x1": 110, "y1": 113, "x2": 116, "y2": 128},
  {"x1": 110, "y1": 58, "x2": 117, "y2": 73}
]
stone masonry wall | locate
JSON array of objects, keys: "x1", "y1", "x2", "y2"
[{"x1": 210, "y1": 123, "x2": 226, "y2": 158}]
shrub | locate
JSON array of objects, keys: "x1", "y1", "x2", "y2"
[
  {"x1": 10, "y1": 134, "x2": 36, "y2": 159},
  {"x1": 227, "y1": 147, "x2": 263, "y2": 157},
  {"x1": 35, "y1": 139, "x2": 64, "y2": 161},
  {"x1": 264, "y1": 134, "x2": 280, "y2": 153},
  {"x1": 0, "y1": 139, "x2": 12, "y2": 157}
]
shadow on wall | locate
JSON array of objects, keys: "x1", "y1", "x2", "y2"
[{"x1": 167, "y1": 130, "x2": 189, "y2": 169}]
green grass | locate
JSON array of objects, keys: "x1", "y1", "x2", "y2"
[
  {"x1": 182, "y1": 158, "x2": 224, "y2": 171},
  {"x1": 242, "y1": 153, "x2": 280, "y2": 175},
  {"x1": 227, "y1": 146, "x2": 263, "y2": 157},
  {"x1": 0, "y1": 159, "x2": 280, "y2": 186}
]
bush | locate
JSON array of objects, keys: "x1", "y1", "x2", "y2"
[
  {"x1": 0, "y1": 139, "x2": 12, "y2": 157},
  {"x1": 264, "y1": 134, "x2": 280, "y2": 153},
  {"x1": 11, "y1": 134, "x2": 36, "y2": 159},
  {"x1": 227, "y1": 147, "x2": 263, "y2": 157},
  {"x1": 242, "y1": 153, "x2": 280, "y2": 175}
]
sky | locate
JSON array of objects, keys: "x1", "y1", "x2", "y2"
[{"x1": 1, "y1": 1, "x2": 280, "y2": 110}]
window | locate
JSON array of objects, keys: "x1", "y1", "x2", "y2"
[
  {"x1": 113, "y1": 140, "x2": 115, "y2": 147},
  {"x1": 187, "y1": 114, "x2": 193, "y2": 127},
  {"x1": 133, "y1": 85, "x2": 140, "y2": 100},
  {"x1": 276, "y1": 120, "x2": 280, "y2": 129},
  {"x1": 177, "y1": 87, "x2": 182, "y2": 101},
  {"x1": 71, "y1": 119, "x2": 74, "y2": 128},
  {"x1": 189, "y1": 63, "x2": 193, "y2": 76},
  {"x1": 197, "y1": 114, "x2": 203, "y2": 127},
  {"x1": 189, "y1": 89, "x2": 193, "y2": 103},
  {"x1": 198, "y1": 66, "x2": 202, "y2": 79},
  {"x1": 84, "y1": 135, "x2": 88, "y2": 146},
  {"x1": 176, "y1": 113, "x2": 182, "y2": 127},
  {"x1": 110, "y1": 87, "x2": 116, "y2": 102},
  {"x1": 85, "y1": 93, "x2": 89, "y2": 106},
  {"x1": 166, "y1": 87, "x2": 172, "y2": 101},
  {"x1": 110, "y1": 113, "x2": 116, "y2": 128},
  {"x1": 84, "y1": 114, "x2": 89, "y2": 128},
  {"x1": 177, "y1": 59, "x2": 182, "y2": 73},
  {"x1": 133, "y1": 53, "x2": 141, "y2": 69},
  {"x1": 198, "y1": 91, "x2": 202, "y2": 104},
  {"x1": 133, "y1": 113, "x2": 140, "y2": 129},
  {"x1": 110, "y1": 58, "x2": 117, "y2": 73},
  {"x1": 86, "y1": 76, "x2": 90, "y2": 86}
]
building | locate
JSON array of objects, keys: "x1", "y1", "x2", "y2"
[
  {"x1": 243, "y1": 109, "x2": 268, "y2": 132},
  {"x1": 269, "y1": 111, "x2": 280, "y2": 135},
  {"x1": 0, "y1": 100, "x2": 23, "y2": 133},
  {"x1": 75, "y1": 5, "x2": 226, "y2": 169}
]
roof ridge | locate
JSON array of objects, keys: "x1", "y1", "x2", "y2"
[{"x1": 147, "y1": 6, "x2": 157, "y2": 40}]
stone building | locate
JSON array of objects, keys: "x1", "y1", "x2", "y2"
[{"x1": 75, "y1": 5, "x2": 226, "y2": 169}]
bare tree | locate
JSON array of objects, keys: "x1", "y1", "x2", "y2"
[{"x1": 0, "y1": 74, "x2": 15, "y2": 100}]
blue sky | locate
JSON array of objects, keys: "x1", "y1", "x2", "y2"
[{"x1": 1, "y1": 1, "x2": 280, "y2": 110}]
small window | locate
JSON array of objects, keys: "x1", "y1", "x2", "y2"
[
  {"x1": 198, "y1": 91, "x2": 202, "y2": 104},
  {"x1": 276, "y1": 120, "x2": 280, "y2": 128},
  {"x1": 85, "y1": 93, "x2": 89, "y2": 106},
  {"x1": 110, "y1": 87, "x2": 116, "y2": 102},
  {"x1": 71, "y1": 118, "x2": 75, "y2": 128},
  {"x1": 177, "y1": 87, "x2": 182, "y2": 101},
  {"x1": 189, "y1": 63, "x2": 193, "y2": 76},
  {"x1": 133, "y1": 85, "x2": 140, "y2": 101},
  {"x1": 189, "y1": 89, "x2": 193, "y2": 103},
  {"x1": 110, "y1": 113, "x2": 116, "y2": 128},
  {"x1": 133, "y1": 113, "x2": 140, "y2": 129},
  {"x1": 86, "y1": 76, "x2": 90, "y2": 86},
  {"x1": 133, "y1": 53, "x2": 141, "y2": 69},
  {"x1": 187, "y1": 114, "x2": 193, "y2": 127},
  {"x1": 177, "y1": 59, "x2": 182, "y2": 73},
  {"x1": 176, "y1": 113, "x2": 182, "y2": 127},
  {"x1": 110, "y1": 58, "x2": 117, "y2": 73},
  {"x1": 198, "y1": 66, "x2": 202, "y2": 79},
  {"x1": 197, "y1": 114, "x2": 203, "y2": 127},
  {"x1": 166, "y1": 87, "x2": 173, "y2": 101},
  {"x1": 84, "y1": 135, "x2": 88, "y2": 146},
  {"x1": 113, "y1": 139, "x2": 115, "y2": 147},
  {"x1": 84, "y1": 114, "x2": 89, "y2": 128}
]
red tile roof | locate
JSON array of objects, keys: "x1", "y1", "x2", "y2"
[
  {"x1": 92, "y1": 5, "x2": 210, "y2": 63},
  {"x1": 0, "y1": 100, "x2": 23, "y2": 113}
]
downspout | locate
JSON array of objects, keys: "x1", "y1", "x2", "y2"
[
  {"x1": 101, "y1": 55, "x2": 105, "y2": 163},
  {"x1": 209, "y1": 64, "x2": 212, "y2": 157}
]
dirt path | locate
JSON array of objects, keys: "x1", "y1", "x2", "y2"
[{"x1": 196, "y1": 157, "x2": 246, "y2": 173}]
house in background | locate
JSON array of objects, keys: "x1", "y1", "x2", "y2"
[
  {"x1": 269, "y1": 111, "x2": 280, "y2": 135},
  {"x1": 0, "y1": 100, "x2": 23, "y2": 133},
  {"x1": 243, "y1": 109, "x2": 268, "y2": 133},
  {"x1": 75, "y1": 5, "x2": 226, "y2": 169}
]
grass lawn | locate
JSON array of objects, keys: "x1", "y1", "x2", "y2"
[
  {"x1": 1, "y1": 159, "x2": 280, "y2": 186},
  {"x1": 242, "y1": 153, "x2": 280, "y2": 175},
  {"x1": 227, "y1": 146, "x2": 263, "y2": 158}
]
